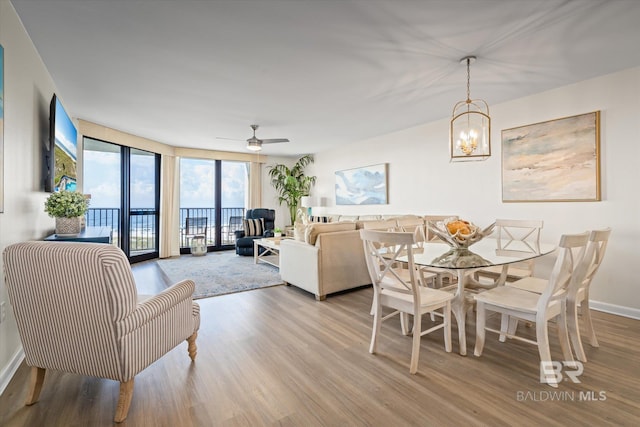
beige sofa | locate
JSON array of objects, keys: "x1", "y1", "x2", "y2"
[{"x1": 279, "y1": 214, "x2": 427, "y2": 300}]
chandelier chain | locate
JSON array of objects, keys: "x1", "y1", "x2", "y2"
[{"x1": 466, "y1": 57, "x2": 471, "y2": 102}]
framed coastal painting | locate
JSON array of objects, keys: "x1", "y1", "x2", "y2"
[
  {"x1": 335, "y1": 163, "x2": 388, "y2": 205},
  {"x1": 0, "y1": 44, "x2": 4, "y2": 212},
  {"x1": 502, "y1": 111, "x2": 601, "y2": 202}
]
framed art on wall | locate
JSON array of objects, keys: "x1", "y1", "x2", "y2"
[
  {"x1": 335, "y1": 163, "x2": 388, "y2": 205},
  {"x1": 0, "y1": 44, "x2": 4, "y2": 212},
  {"x1": 502, "y1": 111, "x2": 601, "y2": 202}
]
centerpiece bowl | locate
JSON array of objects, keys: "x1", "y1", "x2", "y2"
[{"x1": 427, "y1": 217, "x2": 495, "y2": 249}]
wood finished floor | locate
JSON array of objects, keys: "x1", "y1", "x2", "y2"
[{"x1": 1, "y1": 260, "x2": 639, "y2": 426}]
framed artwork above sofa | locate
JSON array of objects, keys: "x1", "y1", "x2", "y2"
[{"x1": 335, "y1": 163, "x2": 388, "y2": 205}]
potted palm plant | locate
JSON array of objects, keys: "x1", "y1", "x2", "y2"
[
  {"x1": 267, "y1": 154, "x2": 316, "y2": 226},
  {"x1": 44, "y1": 190, "x2": 90, "y2": 235}
]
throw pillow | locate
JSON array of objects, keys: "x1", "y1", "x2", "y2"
[
  {"x1": 243, "y1": 218, "x2": 264, "y2": 236},
  {"x1": 310, "y1": 216, "x2": 329, "y2": 223}
]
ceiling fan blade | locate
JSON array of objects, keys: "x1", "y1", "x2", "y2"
[
  {"x1": 261, "y1": 138, "x2": 290, "y2": 144},
  {"x1": 216, "y1": 136, "x2": 244, "y2": 141}
]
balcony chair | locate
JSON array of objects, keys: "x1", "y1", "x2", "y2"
[
  {"x1": 234, "y1": 208, "x2": 275, "y2": 256},
  {"x1": 3, "y1": 242, "x2": 200, "y2": 423},
  {"x1": 360, "y1": 229, "x2": 453, "y2": 374},
  {"x1": 185, "y1": 216, "x2": 208, "y2": 246},
  {"x1": 226, "y1": 215, "x2": 244, "y2": 243},
  {"x1": 473, "y1": 232, "x2": 589, "y2": 387}
]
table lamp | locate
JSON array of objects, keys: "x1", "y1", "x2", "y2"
[{"x1": 300, "y1": 196, "x2": 317, "y2": 217}]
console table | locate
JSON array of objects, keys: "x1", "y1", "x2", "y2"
[{"x1": 44, "y1": 226, "x2": 112, "y2": 244}]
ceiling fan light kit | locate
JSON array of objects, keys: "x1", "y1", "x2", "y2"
[
  {"x1": 450, "y1": 56, "x2": 491, "y2": 162},
  {"x1": 244, "y1": 124, "x2": 289, "y2": 152}
]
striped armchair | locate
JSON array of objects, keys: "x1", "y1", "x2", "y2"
[{"x1": 3, "y1": 242, "x2": 200, "y2": 423}]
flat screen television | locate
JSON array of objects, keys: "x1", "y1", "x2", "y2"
[{"x1": 46, "y1": 94, "x2": 78, "y2": 192}]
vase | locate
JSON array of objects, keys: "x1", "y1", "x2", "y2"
[{"x1": 55, "y1": 217, "x2": 82, "y2": 236}]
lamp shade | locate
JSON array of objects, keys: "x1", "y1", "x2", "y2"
[{"x1": 300, "y1": 196, "x2": 317, "y2": 207}]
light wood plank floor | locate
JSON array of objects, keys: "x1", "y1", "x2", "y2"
[{"x1": 1, "y1": 262, "x2": 639, "y2": 426}]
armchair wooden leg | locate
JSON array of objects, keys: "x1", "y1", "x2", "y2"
[
  {"x1": 26, "y1": 367, "x2": 46, "y2": 405},
  {"x1": 114, "y1": 379, "x2": 134, "y2": 423},
  {"x1": 187, "y1": 332, "x2": 198, "y2": 361}
]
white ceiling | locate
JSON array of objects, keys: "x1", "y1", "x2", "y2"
[{"x1": 11, "y1": 0, "x2": 640, "y2": 156}]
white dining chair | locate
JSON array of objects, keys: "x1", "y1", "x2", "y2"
[
  {"x1": 474, "y1": 219, "x2": 544, "y2": 283},
  {"x1": 360, "y1": 229, "x2": 453, "y2": 374},
  {"x1": 422, "y1": 215, "x2": 461, "y2": 288},
  {"x1": 504, "y1": 228, "x2": 611, "y2": 362},
  {"x1": 473, "y1": 231, "x2": 589, "y2": 387}
]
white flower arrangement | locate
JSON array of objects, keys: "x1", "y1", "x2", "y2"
[{"x1": 44, "y1": 191, "x2": 90, "y2": 218}]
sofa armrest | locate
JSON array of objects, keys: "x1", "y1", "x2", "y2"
[
  {"x1": 120, "y1": 279, "x2": 195, "y2": 334},
  {"x1": 234, "y1": 229, "x2": 246, "y2": 239},
  {"x1": 280, "y1": 239, "x2": 321, "y2": 296}
]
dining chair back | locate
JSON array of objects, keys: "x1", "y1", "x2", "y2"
[
  {"x1": 360, "y1": 229, "x2": 453, "y2": 374},
  {"x1": 567, "y1": 227, "x2": 612, "y2": 361},
  {"x1": 475, "y1": 218, "x2": 544, "y2": 283},
  {"x1": 424, "y1": 215, "x2": 459, "y2": 241},
  {"x1": 473, "y1": 231, "x2": 589, "y2": 387}
]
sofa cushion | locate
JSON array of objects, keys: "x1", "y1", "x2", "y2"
[
  {"x1": 243, "y1": 218, "x2": 264, "y2": 236},
  {"x1": 337, "y1": 215, "x2": 359, "y2": 222},
  {"x1": 396, "y1": 216, "x2": 425, "y2": 229},
  {"x1": 357, "y1": 218, "x2": 398, "y2": 230},
  {"x1": 304, "y1": 222, "x2": 356, "y2": 245},
  {"x1": 357, "y1": 215, "x2": 382, "y2": 221}
]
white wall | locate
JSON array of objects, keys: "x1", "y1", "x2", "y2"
[
  {"x1": 0, "y1": 0, "x2": 60, "y2": 392},
  {"x1": 310, "y1": 67, "x2": 640, "y2": 317}
]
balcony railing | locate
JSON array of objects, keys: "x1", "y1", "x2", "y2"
[
  {"x1": 86, "y1": 207, "x2": 245, "y2": 251},
  {"x1": 179, "y1": 207, "x2": 245, "y2": 247}
]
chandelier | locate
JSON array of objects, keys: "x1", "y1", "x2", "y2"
[{"x1": 450, "y1": 56, "x2": 491, "y2": 161}]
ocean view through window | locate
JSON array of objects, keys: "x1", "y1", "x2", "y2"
[{"x1": 179, "y1": 158, "x2": 248, "y2": 252}]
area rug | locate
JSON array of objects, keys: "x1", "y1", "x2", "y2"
[{"x1": 155, "y1": 251, "x2": 283, "y2": 299}]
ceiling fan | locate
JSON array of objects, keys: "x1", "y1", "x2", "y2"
[{"x1": 218, "y1": 124, "x2": 290, "y2": 151}]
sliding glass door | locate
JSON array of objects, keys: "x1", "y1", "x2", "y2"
[
  {"x1": 179, "y1": 158, "x2": 248, "y2": 253},
  {"x1": 84, "y1": 138, "x2": 160, "y2": 262}
]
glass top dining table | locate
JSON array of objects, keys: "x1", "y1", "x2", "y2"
[{"x1": 398, "y1": 238, "x2": 556, "y2": 356}]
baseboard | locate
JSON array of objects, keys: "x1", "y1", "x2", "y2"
[
  {"x1": 590, "y1": 300, "x2": 640, "y2": 320},
  {"x1": 0, "y1": 347, "x2": 24, "y2": 396}
]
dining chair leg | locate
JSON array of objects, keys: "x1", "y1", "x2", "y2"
[
  {"x1": 444, "y1": 302, "x2": 452, "y2": 353},
  {"x1": 474, "y1": 302, "x2": 486, "y2": 357},
  {"x1": 369, "y1": 300, "x2": 383, "y2": 354},
  {"x1": 400, "y1": 313, "x2": 411, "y2": 336},
  {"x1": 567, "y1": 299, "x2": 587, "y2": 362},
  {"x1": 536, "y1": 320, "x2": 558, "y2": 388},
  {"x1": 557, "y1": 304, "x2": 573, "y2": 362},
  {"x1": 499, "y1": 314, "x2": 509, "y2": 342},
  {"x1": 409, "y1": 312, "x2": 422, "y2": 374},
  {"x1": 582, "y1": 293, "x2": 599, "y2": 347}
]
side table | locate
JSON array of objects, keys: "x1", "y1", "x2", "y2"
[
  {"x1": 254, "y1": 238, "x2": 283, "y2": 267},
  {"x1": 44, "y1": 226, "x2": 113, "y2": 244}
]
